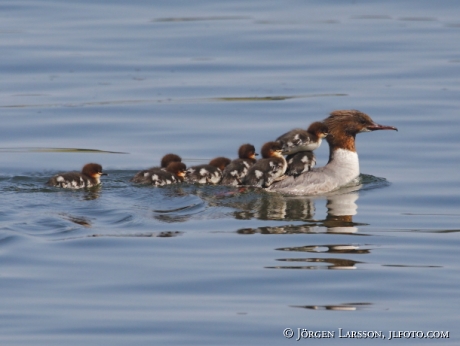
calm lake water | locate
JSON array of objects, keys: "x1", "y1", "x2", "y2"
[{"x1": 1, "y1": 0, "x2": 460, "y2": 345}]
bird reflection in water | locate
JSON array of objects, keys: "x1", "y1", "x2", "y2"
[
  {"x1": 82, "y1": 185, "x2": 102, "y2": 201},
  {"x1": 236, "y1": 187, "x2": 365, "y2": 234},
  {"x1": 235, "y1": 187, "x2": 373, "y2": 270}
]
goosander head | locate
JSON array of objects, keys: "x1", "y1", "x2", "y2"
[
  {"x1": 261, "y1": 141, "x2": 284, "y2": 159},
  {"x1": 160, "y1": 153, "x2": 182, "y2": 168},
  {"x1": 325, "y1": 110, "x2": 397, "y2": 152},
  {"x1": 82, "y1": 163, "x2": 107, "y2": 179},
  {"x1": 209, "y1": 157, "x2": 231, "y2": 171},
  {"x1": 238, "y1": 143, "x2": 258, "y2": 161},
  {"x1": 307, "y1": 121, "x2": 329, "y2": 139},
  {"x1": 166, "y1": 162, "x2": 187, "y2": 179}
]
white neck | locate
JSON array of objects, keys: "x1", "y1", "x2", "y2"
[{"x1": 325, "y1": 148, "x2": 360, "y2": 186}]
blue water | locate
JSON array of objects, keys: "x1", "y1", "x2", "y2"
[{"x1": 1, "y1": 0, "x2": 460, "y2": 345}]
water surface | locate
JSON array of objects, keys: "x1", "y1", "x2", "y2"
[{"x1": 1, "y1": 0, "x2": 460, "y2": 345}]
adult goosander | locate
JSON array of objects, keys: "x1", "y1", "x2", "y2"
[
  {"x1": 276, "y1": 121, "x2": 329, "y2": 155},
  {"x1": 267, "y1": 110, "x2": 397, "y2": 195},
  {"x1": 148, "y1": 162, "x2": 187, "y2": 186},
  {"x1": 46, "y1": 163, "x2": 107, "y2": 189},
  {"x1": 186, "y1": 157, "x2": 231, "y2": 184},
  {"x1": 131, "y1": 153, "x2": 182, "y2": 183},
  {"x1": 221, "y1": 143, "x2": 258, "y2": 186},
  {"x1": 242, "y1": 141, "x2": 287, "y2": 188},
  {"x1": 285, "y1": 151, "x2": 316, "y2": 177}
]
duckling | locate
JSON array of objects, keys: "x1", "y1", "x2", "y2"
[
  {"x1": 285, "y1": 151, "x2": 316, "y2": 177},
  {"x1": 221, "y1": 143, "x2": 258, "y2": 186},
  {"x1": 46, "y1": 163, "x2": 107, "y2": 189},
  {"x1": 242, "y1": 142, "x2": 287, "y2": 187},
  {"x1": 131, "y1": 153, "x2": 182, "y2": 183},
  {"x1": 276, "y1": 121, "x2": 329, "y2": 155},
  {"x1": 186, "y1": 157, "x2": 231, "y2": 184},
  {"x1": 149, "y1": 162, "x2": 187, "y2": 186}
]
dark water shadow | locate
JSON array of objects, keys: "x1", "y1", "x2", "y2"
[
  {"x1": 149, "y1": 187, "x2": 208, "y2": 223},
  {"x1": 351, "y1": 15, "x2": 393, "y2": 20},
  {"x1": 152, "y1": 16, "x2": 252, "y2": 23},
  {"x1": 88, "y1": 231, "x2": 182, "y2": 238},
  {"x1": 153, "y1": 202, "x2": 206, "y2": 223},
  {"x1": 272, "y1": 244, "x2": 372, "y2": 270},
  {"x1": 292, "y1": 302, "x2": 373, "y2": 311},
  {"x1": 0, "y1": 93, "x2": 347, "y2": 109},
  {"x1": 0, "y1": 147, "x2": 128, "y2": 154},
  {"x1": 398, "y1": 16, "x2": 437, "y2": 22},
  {"x1": 59, "y1": 231, "x2": 183, "y2": 241},
  {"x1": 210, "y1": 94, "x2": 347, "y2": 102},
  {"x1": 59, "y1": 213, "x2": 92, "y2": 228},
  {"x1": 268, "y1": 258, "x2": 363, "y2": 270}
]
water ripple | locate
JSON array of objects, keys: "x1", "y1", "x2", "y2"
[
  {"x1": 0, "y1": 93, "x2": 348, "y2": 109},
  {"x1": 292, "y1": 303, "x2": 373, "y2": 311},
  {"x1": 267, "y1": 257, "x2": 362, "y2": 270},
  {"x1": 152, "y1": 16, "x2": 252, "y2": 23},
  {"x1": 0, "y1": 147, "x2": 127, "y2": 154}
]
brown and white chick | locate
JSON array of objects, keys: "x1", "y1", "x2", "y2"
[
  {"x1": 186, "y1": 157, "x2": 231, "y2": 184},
  {"x1": 242, "y1": 142, "x2": 287, "y2": 188},
  {"x1": 276, "y1": 121, "x2": 329, "y2": 155},
  {"x1": 131, "y1": 153, "x2": 182, "y2": 183},
  {"x1": 149, "y1": 162, "x2": 187, "y2": 186},
  {"x1": 46, "y1": 163, "x2": 107, "y2": 189},
  {"x1": 221, "y1": 143, "x2": 258, "y2": 186}
]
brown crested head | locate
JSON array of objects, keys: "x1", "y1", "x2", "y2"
[
  {"x1": 82, "y1": 163, "x2": 107, "y2": 178},
  {"x1": 324, "y1": 110, "x2": 397, "y2": 151},
  {"x1": 238, "y1": 143, "x2": 258, "y2": 161},
  {"x1": 161, "y1": 153, "x2": 182, "y2": 168},
  {"x1": 307, "y1": 121, "x2": 329, "y2": 139},
  {"x1": 166, "y1": 162, "x2": 187, "y2": 179},
  {"x1": 261, "y1": 141, "x2": 283, "y2": 158},
  {"x1": 209, "y1": 157, "x2": 231, "y2": 171}
]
